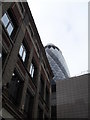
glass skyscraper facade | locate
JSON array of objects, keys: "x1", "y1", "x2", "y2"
[
  {"x1": 45, "y1": 44, "x2": 70, "y2": 118},
  {"x1": 45, "y1": 44, "x2": 70, "y2": 84}
]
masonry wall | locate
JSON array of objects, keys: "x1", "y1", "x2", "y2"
[
  {"x1": 56, "y1": 74, "x2": 89, "y2": 118},
  {"x1": 1, "y1": 2, "x2": 53, "y2": 119}
]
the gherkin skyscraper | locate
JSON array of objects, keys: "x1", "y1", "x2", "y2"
[
  {"x1": 45, "y1": 43, "x2": 70, "y2": 118},
  {"x1": 45, "y1": 43, "x2": 70, "y2": 84}
]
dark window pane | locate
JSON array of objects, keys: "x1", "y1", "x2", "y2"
[
  {"x1": 24, "y1": 90, "x2": 34, "y2": 119},
  {"x1": 40, "y1": 76, "x2": 44, "y2": 98},
  {"x1": 52, "y1": 84, "x2": 56, "y2": 92},
  {"x1": 2, "y1": 49, "x2": 7, "y2": 67},
  {"x1": 38, "y1": 106, "x2": 43, "y2": 118},
  {"x1": 46, "y1": 87, "x2": 49, "y2": 106},
  {"x1": 8, "y1": 69, "x2": 24, "y2": 105}
]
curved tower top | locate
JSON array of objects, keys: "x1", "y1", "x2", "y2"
[{"x1": 45, "y1": 44, "x2": 70, "y2": 84}]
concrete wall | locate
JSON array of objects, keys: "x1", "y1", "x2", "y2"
[{"x1": 56, "y1": 74, "x2": 89, "y2": 118}]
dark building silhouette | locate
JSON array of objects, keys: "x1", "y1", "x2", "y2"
[
  {"x1": 45, "y1": 44, "x2": 70, "y2": 118},
  {"x1": 1, "y1": 2, "x2": 53, "y2": 119}
]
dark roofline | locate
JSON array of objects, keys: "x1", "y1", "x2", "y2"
[{"x1": 45, "y1": 44, "x2": 61, "y2": 52}]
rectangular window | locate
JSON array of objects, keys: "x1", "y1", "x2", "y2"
[
  {"x1": 40, "y1": 76, "x2": 44, "y2": 98},
  {"x1": 52, "y1": 84, "x2": 56, "y2": 93},
  {"x1": 1, "y1": 12, "x2": 14, "y2": 36},
  {"x1": 19, "y1": 39, "x2": 29, "y2": 66},
  {"x1": 19, "y1": 44, "x2": 26, "y2": 62},
  {"x1": 46, "y1": 87, "x2": 49, "y2": 106},
  {"x1": 24, "y1": 90, "x2": 34, "y2": 119},
  {"x1": 29, "y1": 59, "x2": 37, "y2": 84},
  {"x1": 1, "y1": 13, "x2": 9, "y2": 27},
  {"x1": 29, "y1": 63, "x2": 34, "y2": 78},
  {"x1": 2, "y1": 47, "x2": 7, "y2": 68},
  {"x1": 38, "y1": 106, "x2": 43, "y2": 118},
  {"x1": 8, "y1": 69, "x2": 24, "y2": 105}
]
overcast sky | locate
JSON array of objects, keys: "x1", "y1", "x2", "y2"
[{"x1": 27, "y1": 0, "x2": 88, "y2": 77}]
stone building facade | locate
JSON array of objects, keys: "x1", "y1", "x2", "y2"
[{"x1": 1, "y1": 2, "x2": 53, "y2": 119}]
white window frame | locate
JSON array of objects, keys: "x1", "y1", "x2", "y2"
[
  {"x1": 19, "y1": 44, "x2": 26, "y2": 62},
  {"x1": 29, "y1": 63, "x2": 34, "y2": 78},
  {"x1": 1, "y1": 12, "x2": 14, "y2": 36}
]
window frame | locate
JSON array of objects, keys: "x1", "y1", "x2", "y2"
[
  {"x1": 29, "y1": 58, "x2": 38, "y2": 81},
  {"x1": 39, "y1": 75, "x2": 44, "y2": 98},
  {"x1": 24, "y1": 89, "x2": 34, "y2": 119},
  {"x1": 1, "y1": 12, "x2": 14, "y2": 36},
  {"x1": 2, "y1": 46, "x2": 8, "y2": 69},
  {"x1": 19, "y1": 38, "x2": 30, "y2": 67},
  {"x1": 8, "y1": 69, "x2": 24, "y2": 106},
  {"x1": 19, "y1": 43, "x2": 26, "y2": 62},
  {"x1": 29, "y1": 62, "x2": 35, "y2": 78},
  {"x1": 46, "y1": 87, "x2": 49, "y2": 106}
]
